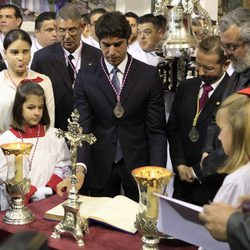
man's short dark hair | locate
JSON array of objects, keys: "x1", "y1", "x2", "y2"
[
  {"x1": 198, "y1": 35, "x2": 226, "y2": 64},
  {"x1": 35, "y1": 11, "x2": 56, "y2": 31},
  {"x1": 0, "y1": 4, "x2": 23, "y2": 27},
  {"x1": 89, "y1": 8, "x2": 107, "y2": 20},
  {"x1": 138, "y1": 14, "x2": 162, "y2": 30},
  {"x1": 95, "y1": 11, "x2": 131, "y2": 41},
  {"x1": 0, "y1": 4, "x2": 22, "y2": 19},
  {"x1": 82, "y1": 13, "x2": 90, "y2": 24},
  {"x1": 125, "y1": 12, "x2": 138, "y2": 20}
]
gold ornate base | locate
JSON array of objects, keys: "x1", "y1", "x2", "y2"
[
  {"x1": 51, "y1": 201, "x2": 88, "y2": 247},
  {"x1": 4, "y1": 197, "x2": 35, "y2": 225},
  {"x1": 135, "y1": 214, "x2": 160, "y2": 250}
]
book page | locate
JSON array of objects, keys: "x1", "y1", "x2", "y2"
[
  {"x1": 156, "y1": 194, "x2": 230, "y2": 250},
  {"x1": 44, "y1": 195, "x2": 139, "y2": 234},
  {"x1": 44, "y1": 195, "x2": 106, "y2": 221},
  {"x1": 79, "y1": 195, "x2": 138, "y2": 233}
]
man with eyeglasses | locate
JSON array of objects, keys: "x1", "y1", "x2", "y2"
[
  {"x1": 202, "y1": 7, "x2": 250, "y2": 178},
  {"x1": 31, "y1": 5, "x2": 102, "y2": 131},
  {"x1": 167, "y1": 36, "x2": 230, "y2": 205}
]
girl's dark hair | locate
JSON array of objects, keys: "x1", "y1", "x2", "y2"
[
  {"x1": 11, "y1": 81, "x2": 50, "y2": 131},
  {"x1": 3, "y1": 29, "x2": 32, "y2": 50}
]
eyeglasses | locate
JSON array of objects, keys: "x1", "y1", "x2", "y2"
[
  {"x1": 193, "y1": 63, "x2": 217, "y2": 73},
  {"x1": 220, "y1": 42, "x2": 246, "y2": 53},
  {"x1": 57, "y1": 25, "x2": 80, "y2": 36}
]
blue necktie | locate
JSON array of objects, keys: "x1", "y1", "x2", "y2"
[
  {"x1": 111, "y1": 67, "x2": 121, "y2": 94},
  {"x1": 111, "y1": 68, "x2": 123, "y2": 163}
]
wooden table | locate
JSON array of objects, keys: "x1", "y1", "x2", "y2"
[{"x1": 0, "y1": 196, "x2": 198, "y2": 250}]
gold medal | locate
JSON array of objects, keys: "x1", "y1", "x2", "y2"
[
  {"x1": 114, "y1": 102, "x2": 124, "y2": 118},
  {"x1": 189, "y1": 127, "x2": 199, "y2": 142}
]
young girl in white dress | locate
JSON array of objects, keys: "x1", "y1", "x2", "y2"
[
  {"x1": 0, "y1": 81, "x2": 71, "y2": 211},
  {"x1": 213, "y1": 87, "x2": 250, "y2": 206}
]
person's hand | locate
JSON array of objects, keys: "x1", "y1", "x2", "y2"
[
  {"x1": 56, "y1": 173, "x2": 85, "y2": 197},
  {"x1": 176, "y1": 165, "x2": 195, "y2": 182},
  {"x1": 31, "y1": 187, "x2": 53, "y2": 202},
  {"x1": 237, "y1": 194, "x2": 250, "y2": 207},
  {"x1": 199, "y1": 202, "x2": 237, "y2": 241},
  {"x1": 56, "y1": 178, "x2": 70, "y2": 197}
]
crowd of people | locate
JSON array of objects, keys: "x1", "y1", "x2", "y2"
[{"x1": 0, "y1": 3, "x2": 249, "y2": 249}]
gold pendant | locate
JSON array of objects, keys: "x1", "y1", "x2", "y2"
[
  {"x1": 189, "y1": 127, "x2": 199, "y2": 142},
  {"x1": 114, "y1": 102, "x2": 124, "y2": 118}
]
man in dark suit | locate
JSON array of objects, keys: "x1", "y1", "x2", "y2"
[
  {"x1": 202, "y1": 7, "x2": 250, "y2": 176},
  {"x1": 167, "y1": 36, "x2": 230, "y2": 205},
  {"x1": 31, "y1": 6, "x2": 102, "y2": 131},
  {"x1": 74, "y1": 12, "x2": 167, "y2": 201}
]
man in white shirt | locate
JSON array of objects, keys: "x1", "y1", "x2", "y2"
[
  {"x1": 81, "y1": 8, "x2": 107, "y2": 49},
  {"x1": 31, "y1": 11, "x2": 58, "y2": 59},
  {"x1": 129, "y1": 14, "x2": 164, "y2": 67},
  {"x1": 0, "y1": 4, "x2": 22, "y2": 67}
]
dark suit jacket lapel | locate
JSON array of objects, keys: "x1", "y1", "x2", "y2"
[
  {"x1": 120, "y1": 55, "x2": 138, "y2": 104},
  {"x1": 81, "y1": 43, "x2": 98, "y2": 66},
  {"x1": 96, "y1": 61, "x2": 117, "y2": 106},
  {"x1": 198, "y1": 73, "x2": 230, "y2": 124},
  {"x1": 51, "y1": 44, "x2": 73, "y2": 92}
]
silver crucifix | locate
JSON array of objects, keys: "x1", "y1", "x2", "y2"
[{"x1": 51, "y1": 109, "x2": 96, "y2": 247}]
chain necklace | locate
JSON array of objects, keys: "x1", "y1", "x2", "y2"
[
  {"x1": 5, "y1": 69, "x2": 28, "y2": 87},
  {"x1": 17, "y1": 124, "x2": 41, "y2": 171},
  {"x1": 101, "y1": 56, "x2": 133, "y2": 118},
  {"x1": 63, "y1": 42, "x2": 83, "y2": 85}
]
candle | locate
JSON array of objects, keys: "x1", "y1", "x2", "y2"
[
  {"x1": 146, "y1": 186, "x2": 159, "y2": 219},
  {"x1": 14, "y1": 154, "x2": 23, "y2": 182}
]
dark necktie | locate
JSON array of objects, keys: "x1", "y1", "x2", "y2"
[
  {"x1": 111, "y1": 67, "x2": 121, "y2": 94},
  {"x1": 110, "y1": 68, "x2": 123, "y2": 163},
  {"x1": 199, "y1": 83, "x2": 213, "y2": 111},
  {"x1": 68, "y1": 54, "x2": 75, "y2": 84}
]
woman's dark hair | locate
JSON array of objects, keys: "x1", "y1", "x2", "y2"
[
  {"x1": 3, "y1": 29, "x2": 32, "y2": 50},
  {"x1": 11, "y1": 81, "x2": 50, "y2": 131}
]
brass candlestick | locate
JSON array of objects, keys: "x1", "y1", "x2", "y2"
[
  {"x1": 51, "y1": 109, "x2": 96, "y2": 247},
  {"x1": 132, "y1": 166, "x2": 173, "y2": 250},
  {"x1": 0, "y1": 142, "x2": 35, "y2": 225}
]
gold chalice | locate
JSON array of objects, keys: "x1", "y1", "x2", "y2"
[
  {"x1": 132, "y1": 166, "x2": 173, "y2": 250},
  {"x1": 0, "y1": 142, "x2": 35, "y2": 224}
]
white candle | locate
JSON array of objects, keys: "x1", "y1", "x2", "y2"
[
  {"x1": 14, "y1": 154, "x2": 23, "y2": 182},
  {"x1": 146, "y1": 186, "x2": 159, "y2": 219}
]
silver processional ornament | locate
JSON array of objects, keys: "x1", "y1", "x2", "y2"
[
  {"x1": 51, "y1": 109, "x2": 96, "y2": 247},
  {"x1": 154, "y1": 0, "x2": 215, "y2": 92}
]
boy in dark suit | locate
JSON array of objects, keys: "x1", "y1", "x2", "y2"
[{"x1": 74, "y1": 11, "x2": 167, "y2": 201}]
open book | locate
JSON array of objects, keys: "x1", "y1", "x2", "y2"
[
  {"x1": 44, "y1": 195, "x2": 139, "y2": 234},
  {"x1": 156, "y1": 194, "x2": 230, "y2": 250}
]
